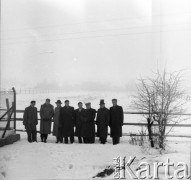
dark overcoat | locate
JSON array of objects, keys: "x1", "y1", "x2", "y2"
[
  {"x1": 53, "y1": 106, "x2": 61, "y2": 137},
  {"x1": 96, "y1": 107, "x2": 110, "y2": 139},
  {"x1": 81, "y1": 108, "x2": 96, "y2": 138},
  {"x1": 59, "y1": 106, "x2": 75, "y2": 137},
  {"x1": 109, "y1": 105, "x2": 124, "y2": 137},
  {"x1": 23, "y1": 106, "x2": 38, "y2": 131},
  {"x1": 40, "y1": 103, "x2": 54, "y2": 134},
  {"x1": 74, "y1": 108, "x2": 86, "y2": 137}
]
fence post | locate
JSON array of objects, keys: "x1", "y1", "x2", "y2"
[
  {"x1": 12, "y1": 87, "x2": 16, "y2": 131},
  {"x1": 6, "y1": 98, "x2": 10, "y2": 130}
]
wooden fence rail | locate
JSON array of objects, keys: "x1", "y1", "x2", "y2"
[{"x1": 1, "y1": 109, "x2": 191, "y2": 138}]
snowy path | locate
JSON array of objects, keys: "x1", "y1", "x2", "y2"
[{"x1": 0, "y1": 133, "x2": 190, "y2": 180}]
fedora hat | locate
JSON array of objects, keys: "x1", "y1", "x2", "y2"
[
  {"x1": 55, "y1": 100, "x2": 62, "y2": 104},
  {"x1": 99, "y1": 99, "x2": 105, "y2": 105}
]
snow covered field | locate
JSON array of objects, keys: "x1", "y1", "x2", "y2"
[{"x1": 0, "y1": 133, "x2": 190, "y2": 180}]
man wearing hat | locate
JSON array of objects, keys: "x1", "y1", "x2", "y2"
[
  {"x1": 53, "y1": 100, "x2": 62, "y2": 143},
  {"x1": 74, "y1": 102, "x2": 86, "y2": 143},
  {"x1": 96, "y1": 100, "x2": 110, "y2": 144},
  {"x1": 59, "y1": 100, "x2": 75, "y2": 144},
  {"x1": 40, "y1": 99, "x2": 54, "y2": 143},
  {"x1": 81, "y1": 102, "x2": 96, "y2": 144},
  {"x1": 23, "y1": 101, "x2": 38, "y2": 143},
  {"x1": 109, "y1": 99, "x2": 124, "y2": 145}
]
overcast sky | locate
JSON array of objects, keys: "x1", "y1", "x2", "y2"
[{"x1": 1, "y1": 0, "x2": 191, "y2": 91}]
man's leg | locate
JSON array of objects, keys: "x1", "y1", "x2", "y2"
[
  {"x1": 40, "y1": 134, "x2": 44, "y2": 142},
  {"x1": 64, "y1": 137, "x2": 69, "y2": 144},
  {"x1": 87, "y1": 138, "x2": 90, "y2": 143},
  {"x1": 116, "y1": 137, "x2": 120, "y2": 144},
  {"x1": 56, "y1": 137, "x2": 59, "y2": 143},
  {"x1": 100, "y1": 138, "x2": 105, "y2": 144},
  {"x1": 90, "y1": 137, "x2": 95, "y2": 144},
  {"x1": 60, "y1": 137, "x2": 63, "y2": 143},
  {"x1": 83, "y1": 138, "x2": 88, "y2": 144},
  {"x1": 78, "y1": 137, "x2": 82, "y2": 143},
  {"x1": 100, "y1": 138, "x2": 102, "y2": 144},
  {"x1": 32, "y1": 130, "x2": 37, "y2": 142},
  {"x1": 44, "y1": 134, "x2": 48, "y2": 143},
  {"x1": 27, "y1": 130, "x2": 32, "y2": 143},
  {"x1": 70, "y1": 136, "x2": 74, "y2": 144},
  {"x1": 112, "y1": 137, "x2": 116, "y2": 145}
]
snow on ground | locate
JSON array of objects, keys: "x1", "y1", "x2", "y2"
[
  {"x1": 0, "y1": 132, "x2": 190, "y2": 180},
  {"x1": 0, "y1": 130, "x2": 16, "y2": 139}
]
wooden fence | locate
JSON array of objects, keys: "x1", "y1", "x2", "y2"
[
  {"x1": 0, "y1": 88, "x2": 16, "y2": 138},
  {"x1": 9, "y1": 110, "x2": 191, "y2": 138},
  {"x1": 0, "y1": 87, "x2": 191, "y2": 138}
]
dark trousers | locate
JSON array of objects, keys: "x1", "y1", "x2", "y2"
[
  {"x1": 83, "y1": 137, "x2": 95, "y2": 144},
  {"x1": 64, "y1": 136, "x2": 74, "y2": 144},
  {"x1": 112, "y1": 137, "x2": 120, "y2": 145},
  {"x1": 100, "y1": 137, "x2": 107, "y2": 144},
  {"x1": 27, "y1": 130, "x2": 37, "y2": 142},
  {"x1": 56, "y1": 137, "x2": 61, "y2": 143},
  {"x1": 41, "y1": 134, "x2": 48, "y2": 142},
  {"x1": 78, "y1": 137, "x2": 82, "y2": 143}
]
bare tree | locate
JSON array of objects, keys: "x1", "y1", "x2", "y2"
[{"x1": 131, "y1": 70, "x2": 187, "y2": 149}]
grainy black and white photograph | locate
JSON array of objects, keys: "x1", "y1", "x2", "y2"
[{"x1": 0, "y1": 0, "x2": 191, "y2": 179}]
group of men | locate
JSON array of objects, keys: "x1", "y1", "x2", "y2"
[{"x1": 23, "y1": 98, "x2": 124, "y2": 145}]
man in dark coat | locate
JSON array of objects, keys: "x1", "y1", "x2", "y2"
[
  {"x1": 23, "y1": 101, "x2": 38, "y2": 143},
  {"x1": 96, "y1": 100, "x2": 110, "y2": 144},
  {"x1": 81, "y1": 102, "x2": 96, "y2": 144},
  {"x1": 74, "y1": 102, "x2": 86, "y2": 143},
  {"x1": 59, "y1": 100, "x2": 75, "y2": 144},
  {"x1": 40, "y1": 99, "x2": 54, "y2": 143},
  {"x1": 53, "y1": 100, "x2": 62, "y2": 143},
  {"x1": 109, "y1": 99, "x2": 124, "y2": 145}
]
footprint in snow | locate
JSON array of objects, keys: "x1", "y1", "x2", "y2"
[{"x1": 69, "y1": 164, "x2": 73, "y2": 169}]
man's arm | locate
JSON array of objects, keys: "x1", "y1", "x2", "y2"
[
  {"x1": 40, "y1": 105, "x2": 44, "y2": 119},
  {"x1": 120, "y1": 106, "x2": 124, "y2": 126},
  {"x1": 49, "y1": 105, "x2": 54, "y2": 119},
  {"x1": 95, "y1": 109, "x2": 99, "y2": 125},
  {"x1": 93, "y1": 109, "x2": 96, "y2": 120},
  {"x1": 106, "y1": 109, "x2": 110, "y2": 126},
  {"x1": 35, "y1": 108, "x2": 38, "y2": 125},
  {"x1": 58, "y1": 109, "x2": 63, "y2": 128},
  {"x1": 23, "y1": 108, "x2": 28, "y2": 126},
  {"x1": 109, "y1": 108, "x2": 112, "y2": 127}
]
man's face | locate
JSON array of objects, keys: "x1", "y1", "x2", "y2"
[
  {"x1": 57, "y1": 103, "x2": 61, "y2": 107},
  {"x1": 78, "y1": 103, "x2": 83, "y2": 109},
  {"x1": 65, "y1": 102, "x2": 69, "y2": 106},
  {"x1": 112, "y1": 100, "x2": 117, "y2": 106},
  {"x1": 100, "y1": 104, "x2": 105, "y2": 108},
  {"x1": 31, "y1": 103, "x2": 36, "y2": 107},
  {"x1": 86, "y1": 104, "x2": 91, "y2": 109},
  {"x1": 45, "y1": 100, "x2": 50, "y2": 105}
]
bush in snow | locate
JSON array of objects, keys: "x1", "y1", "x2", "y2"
[{"x1": 131, "y1": 70, "x2": 187, "y2": 149}]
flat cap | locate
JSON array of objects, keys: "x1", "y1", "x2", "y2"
[{"x1": 85, "y1": 102, "x2": 91, "y2": 105}]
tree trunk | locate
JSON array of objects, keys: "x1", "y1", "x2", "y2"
[{"x1": 147, "y1": 118, "x2": 154, "y2": 147}]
